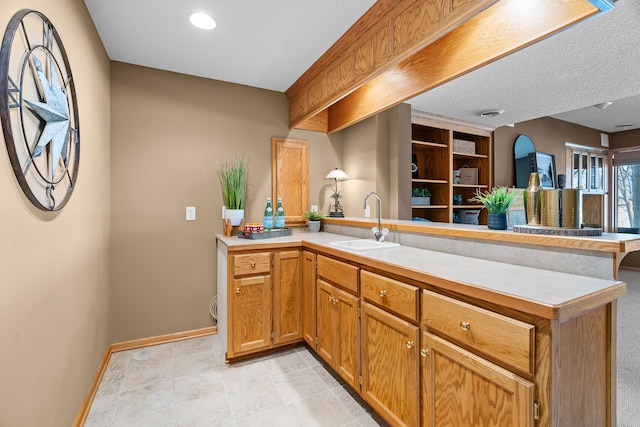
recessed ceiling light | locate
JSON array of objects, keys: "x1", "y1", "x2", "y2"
[
  {"x1": 615, "y1": 123, "x2": 636, "y2": 128},
  {"x1": 190, "y1": 12, "x2": 216, "y2": 30},
  {"x1": 479, "y1": 110, "x2": 504, "y2": 118},
  {"x1": 594, "y1": 102, "x2": 612, "y2": 110}
]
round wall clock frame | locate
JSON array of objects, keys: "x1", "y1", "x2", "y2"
[{"x1": 0, "y1": 9, "x2": 80, "y2": 211}]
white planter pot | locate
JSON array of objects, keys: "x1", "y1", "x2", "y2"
[
  {"x1": 308, "y1": 220, "x2": 321, "y2": 232},
  {"x1": 224, "y1": 208, "x2": 244, "y2": 226},
  {"x1": 411, "y1": 196, "x2": 430, "y2": 206}
]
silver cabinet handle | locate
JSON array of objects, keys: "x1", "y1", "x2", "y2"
[
  {"x1": 235, "y1": 288, "x2": 240, "y2": 295},
  {"x1": 406, "y1": 340, "x2": 415, "y2": 349},
  {"x1": 420, "y1": 348, "x2": 429, "y2": 357},
  {"x1": 379, "y1": 290, "x2": 387, "y2": 297},
  {"x1": 460, "y1": 321, "x2": 471, "y2": 331}
]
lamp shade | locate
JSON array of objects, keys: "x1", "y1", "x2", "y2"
[{"x1": 325, "y1": 168, "x2": 350, "y2": 181}]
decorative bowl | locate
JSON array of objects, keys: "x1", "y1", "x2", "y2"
[{"x1": 244, "y1": 223, "x2": 264, "y2": 233}]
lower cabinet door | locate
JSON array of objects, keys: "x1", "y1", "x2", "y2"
[
  {"x1": 231, "y1": 275, "x2": 272, "y2": 355},
  {"x1": 302, "y1": 251, "x2": 317, "y2": 347},
  {"x1": 421, "y1": 331, "x2": 535, "y2": 427},
  {"x1": 272, "y1": 250, "x2": 303, "y2": 345},
  {"x1": 361, "y1": 301, "x2": 419, "y2": 427},
  {"x1": 334, "y1": 287, "x2": 360, "y2": 390},
  {"x1": 316, "y1": 279, "x2": 336, "y2": 366}
]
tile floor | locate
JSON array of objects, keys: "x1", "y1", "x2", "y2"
[{"x1": 85, "y1": 334, "x2": 388, "y2": 427}]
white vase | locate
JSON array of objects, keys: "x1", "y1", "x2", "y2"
[{"x1": 224, "y1": 208, "x2": 244, "y2": 226}]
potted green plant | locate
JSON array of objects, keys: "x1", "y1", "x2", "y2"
[
  {"x1": 303, "y1": 210, "x2": 324, "y2": 232},
  {"x1": 411, "y1": 187, "x2": 431, "y2": 206},
  {"x1": 218, "y1": 153, "x2": 248, "y2": 226},
  {"x1": 468, "y1": 186, "x2": 519, "y2": 230}
]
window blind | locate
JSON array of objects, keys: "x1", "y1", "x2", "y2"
[{"x1": 612, "y1": 149, "x2": 640, "y2": 166}]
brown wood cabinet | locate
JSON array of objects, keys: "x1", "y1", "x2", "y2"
[
  {"x1": 302, "y1": 250, "x2": 316, "y2": 347},
  {"x1": 361, "y1": 301, "x2": 419, "y2": 427},
  {"x1": 316, "y1": 279, "x2": 360, "y2": 390},
  {"x1": 422, "y1": 290, "x2": 535, "y2": 375},
  {"x1": 219, "y1": 238, "x2": 620, "y2": 427},
  {"x1": 316, "y1": 255, "x2": 360, "y2": 390},
  {"x1": 231, "y1": 275, "x2": 272, "y2": 355},
  {"x1": 272, "y1": 250, "x2": 303, "y2": 345},
  {"x1": 420, "y1": 290, "x2": 535, "y2": 426},
  {"x1": 411, "y1": 115, "x2": 492, "y2": 225},
  {"x1": 421, "y1": 331, "x2": 534, "y2": 426},
  {"x1": 226, "y1": 249, "x2": 303, "y2": 360}
]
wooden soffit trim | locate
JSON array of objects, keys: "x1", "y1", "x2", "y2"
[
  {"x1": 287, "y1": 0, "x2": 610, "y2": 134},
  {"x1": 286, "y1": 0, "x2": 498, "y2": 131}
]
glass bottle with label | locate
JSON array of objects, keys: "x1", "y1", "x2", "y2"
[
  {"x1": 263, "y1": 198, "x2": 274, "y2": 230},
  {"x1": 275, "y1": 198, "x2": 285, "y2": 229}
]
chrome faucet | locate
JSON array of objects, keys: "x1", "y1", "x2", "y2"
[{"x1": 363, "y1": 192, "x2": 388, "y2": 242}]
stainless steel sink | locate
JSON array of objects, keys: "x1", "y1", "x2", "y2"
[{"x1": 330, "y1": 239, "x2": 400, "y2": 251}]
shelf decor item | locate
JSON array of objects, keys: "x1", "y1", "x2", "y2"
[
  {"x1": 218, "y1": 153, "x2": 248, "y2": 230},
  {"x1": 469, "y1": 187, "x2": 519, "y2": 230},
  {"x1": 458, "y1": 165, "x2": 478, "y2": 185},
  {"x1": 411, "y1": 187, "x2": 431, "y2": 206},
  {"x1": 303, "y1": 210, "x2": 324, "y2": 232},
  {"x1": 325, "y1": 168, "x2": 350, "y2": 217},
  {"x1": 523, "y1": 173, "x2": 542, "y2": 225}
]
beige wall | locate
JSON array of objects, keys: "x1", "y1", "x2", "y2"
[
  {"x1": 341, "y1": 104, "x2": 411, "y2": 219},
  {"x1": 494, "y1": 116, "x2": 604, "y2": 187},
  {"x1": 342, "y1": 111, "x2": 389, "y2": 218},
  {"x1": 0, "y1": 1, "x2": 111, "y2": 426},
  {"x1": 611, "y1": 128, "x2": 640, "y2": 149},
  {"x1": 109, "y1": 62, "x2": 341, "y2": 342}
]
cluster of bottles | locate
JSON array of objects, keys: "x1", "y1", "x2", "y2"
[{"x1": 263, "y1": 197, "x2": 285, "y2": 231}]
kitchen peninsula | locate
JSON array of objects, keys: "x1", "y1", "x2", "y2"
[
  {"x1": 323, "y1": 217, "x2": 640, "y2": 280},
  {"x1": 216, "y1": 222, "x2": 629, "y2": 427}
]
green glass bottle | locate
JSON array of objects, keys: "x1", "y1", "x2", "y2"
[
  {"x1": 263, "y1": 198, "x2": 274, "y2": 230},
  {"x1": 275, "y1": 197, "x2": 285, "y2": 229}
]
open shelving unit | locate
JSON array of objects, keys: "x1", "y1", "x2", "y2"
[{"x1": 411, "y1": 116, "x2": 493, "y2": 224}]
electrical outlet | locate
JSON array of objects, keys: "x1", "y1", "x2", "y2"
[{"x1": 186, "y1": 206, "x2": 196, "y2": 221}]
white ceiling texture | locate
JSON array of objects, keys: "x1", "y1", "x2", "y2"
[{"x1": 84, "y1": 0, "x2": 640, "y2": 133}]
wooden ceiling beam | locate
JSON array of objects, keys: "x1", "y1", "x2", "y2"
[
  {"x1": 325, "y1": 0, "x2": 603, "y2": 134},
  {"x1": 286, "y1": 0, "x2": 498, "y2": 131},
  {"x1": 287, "y1": 0, "x2": 610, "y2": 134}
]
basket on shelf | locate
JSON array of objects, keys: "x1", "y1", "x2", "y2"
[
  {"x1": 457, "y1": 209, "x2": 480, "y2": 225},
  {"x1": 453, "y1": 139, "x2": 475, "y2": 154}
]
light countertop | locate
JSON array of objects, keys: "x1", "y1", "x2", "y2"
[{"x1": 217, "y1": 231, "x2": 625, "y2": 320}]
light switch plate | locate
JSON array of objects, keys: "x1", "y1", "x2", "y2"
[{"x1": 186, "y1": 206, "x2": 196, "y2": 221}]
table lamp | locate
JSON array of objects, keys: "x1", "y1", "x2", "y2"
[{"x1": 325, "y1": 168, "x2": 350, "y2": 217}]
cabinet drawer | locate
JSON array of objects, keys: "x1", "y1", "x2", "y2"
[
  {"x1": 232, "y1": 252, "x2": 271, "y2": 276},
  {"x1": 361, "y1": 270, "x2": 418, "y2": 322},
  {"x1": 317, "y1": 255, "x2": 358, "y2": 293},
  {"x1": 422, "y1": 290, "x2": 535, "y2": 374}
]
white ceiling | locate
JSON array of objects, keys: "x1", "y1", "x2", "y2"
[
  {"x1": 84, "y1": 0, "x2": 640, "y2": 133},
  {"x1": 409, "y1": 0, "x2": 640, "y2": 133},
  {"x1": 83, "y1": 0, "x2": 377, "y2": 92}
]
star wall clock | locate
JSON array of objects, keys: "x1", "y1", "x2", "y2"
[{"x1": 0, "y1": 9, "x2": 80, "y2": 211}]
